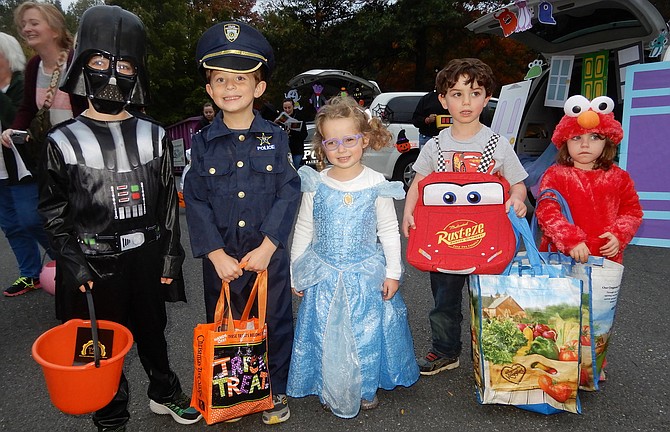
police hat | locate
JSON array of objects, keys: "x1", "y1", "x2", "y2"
[{"x1": 196, "y1": 21, "x2": 275, "y2": 79}]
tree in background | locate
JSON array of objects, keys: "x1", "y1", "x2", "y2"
[
  {"x1": 4, "y1": 0, "x2": 667, "y2": 126},
  {"x1": 260, "y1": 0, "x2": 533, "y2": 103}
]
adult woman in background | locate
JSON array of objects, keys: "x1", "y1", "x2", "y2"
[
  {"x1": 0, "y1": 31, "x2": 44, "y2": 297},
  {"x1": 0, "y1": 2, "x2": 85, "y2": 297}
]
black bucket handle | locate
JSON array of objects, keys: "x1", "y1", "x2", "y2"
[{"x1": 85, "y1": 289, "x2": 101, "y2": 368}]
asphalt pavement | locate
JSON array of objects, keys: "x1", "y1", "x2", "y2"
[{"x1": 0, "y1": 200, "x2": 668, "y2": 432}]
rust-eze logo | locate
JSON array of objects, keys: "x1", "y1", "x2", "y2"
[{"x1": 436, "y1": 219, "x2": 486, "y2": 249}]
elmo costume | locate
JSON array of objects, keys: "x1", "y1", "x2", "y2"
[{"x1": 535, "y1": 95, "x2": 643, "y2": 263}]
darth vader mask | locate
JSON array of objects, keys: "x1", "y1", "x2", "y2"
[
  {"x1": 61, "y1": 5, "x2": 150, "y2": 114},
  {"x1": 84, "y1": 53, "x2": 137, "y2": 114}
]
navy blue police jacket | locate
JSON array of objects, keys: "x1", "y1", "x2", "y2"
[{"x1": 184, "y1": 110, "x2": 301, "y2": 272}]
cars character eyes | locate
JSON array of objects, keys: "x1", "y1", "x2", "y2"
[{"x1": 422, "y1": 181, "x2": 505, "y2": 206}]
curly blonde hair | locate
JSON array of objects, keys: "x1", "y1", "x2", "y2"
[{"x1": 312, "y1": 96, "x2": 392, "y2": 170}]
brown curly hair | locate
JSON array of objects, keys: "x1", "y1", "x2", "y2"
[
  {"x1": 555, "y1": 134, "x2": 617, "y2": 171},
  {"x1": 435, "y1": 58, "x2": 496, "y2": 98},
  {"x1": 312, "y1": 96, "x2": 392, "y2": 171}
]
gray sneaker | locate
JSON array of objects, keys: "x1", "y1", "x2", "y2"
[
  {"x1": 418, "y1": 352, "x2": 459, "y2": 376},
  {"x1": 262, "y1": 394, "x2": 290, "y2": 425}
]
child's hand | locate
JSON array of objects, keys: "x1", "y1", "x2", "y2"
[
  {"x1": 381, "y1": 278, "x2": 399, "y2": 300},
  {"x1": 160, "y1": 277, "x2": 173, "y2": 285},
  {"x1": 505, "y1": 196, "x2": 527, "y2": 218},
  {"x1": 569, "y1": 242, "x2": 591, "y2": 263},
  {"x1": 241, "y1": 237, "x2": 277, "y2": 273},
  {"x1": 291, "y1": 287, "x2": 304, "y2": 297},
  {"x1": 402, "y1": 214, "x2": 415, "y2": 238},
  {"x1": 208, "y1": 249, "x2": 242, "y2": 282},
  {"x1": 599, "y1": 232, "x2": 620, "y2": 258}
]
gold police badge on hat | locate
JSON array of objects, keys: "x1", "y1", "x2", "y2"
[{"x1": 224, "y1": 23, "x2": 240, "y2": 42}]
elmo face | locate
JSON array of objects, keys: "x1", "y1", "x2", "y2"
[{"x1": 552, "y1": 95, "x2": 623, "y2": 148}]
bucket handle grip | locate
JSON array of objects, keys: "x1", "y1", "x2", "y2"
[{"x1": 85, "y1": 289, "x2": 101, "y2": 368}]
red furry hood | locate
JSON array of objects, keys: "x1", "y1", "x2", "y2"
[{"x1": 552, "y1": 95, "x2": 623, "y2": 148}]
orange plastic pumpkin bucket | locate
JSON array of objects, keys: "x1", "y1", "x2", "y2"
[{"x1": 32, "y1": 296, "x2": 134, "y2": 414}]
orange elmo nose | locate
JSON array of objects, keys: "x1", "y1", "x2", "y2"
[{"x1": 577, "y1": 110, "x2": 600, "y2": 130}]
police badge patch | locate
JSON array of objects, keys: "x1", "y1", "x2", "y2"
[{"x1": 224, "y1": 23, "x2": 240, "y2": 42}]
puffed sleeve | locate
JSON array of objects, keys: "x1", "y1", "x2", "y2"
[{"x1": 297, "y1": 165, "x2": 320, "y2": 192}]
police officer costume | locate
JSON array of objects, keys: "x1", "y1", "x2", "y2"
[
  {"x1": 184, "y1": 22, "x2": 301, "y2": 400},
  {"x1": 38, "y1": 6, "x2": 199, "y2": 430}
]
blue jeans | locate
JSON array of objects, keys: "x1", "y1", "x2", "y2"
[
  {"x1": 292, "y1": 154, "x2": 303, "y2": 169},
  {"x1": 0, "y1": 180, "x2": 53, "y2": 278},
  {"x1": 429, "y1": 272, "x2": 467, "y2": 358}
]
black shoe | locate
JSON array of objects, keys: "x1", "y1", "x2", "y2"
[
  {"x1": 3, "y1": 276, "x2": 41, "y2": 297},
  {"x1": 417, "y1": 352, "x2": 459, "y2": 376},
  {"x1": 149, "y1": 390, "x2": 202, "y2": 425}
]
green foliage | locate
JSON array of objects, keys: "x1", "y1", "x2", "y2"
[
  {"x1": 481, "y1": 318, "x2": 527, "y2": 365},
  {"x1": 1, "y1": 0, "x2": 536, "y2": 125},
  {"x1": 525, "y1": 304, "x2": 581, "y2": 323}
]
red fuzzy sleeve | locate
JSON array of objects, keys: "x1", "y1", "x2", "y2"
[
  {"x1": 535, "y1": 166, "x2": 586, "y2": 255},
  {"x1": 607, "y1": 168, "x2": 643, "y2": 252}
]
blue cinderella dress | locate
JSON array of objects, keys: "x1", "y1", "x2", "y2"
[{"x1": 287, "y1": 167, "x2": 419, "y2": 418}]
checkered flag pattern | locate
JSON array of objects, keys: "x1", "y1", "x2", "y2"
[
  {"x1": 477, "y1": 134, "x2": 499, "y2": 173},
  {"x1": 435, "y1": 136, "x2": 447, "y2": 172}
]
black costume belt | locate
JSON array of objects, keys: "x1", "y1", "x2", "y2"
[{"x1": 79, "y1": 225, "x2": 160, "y2": 255}]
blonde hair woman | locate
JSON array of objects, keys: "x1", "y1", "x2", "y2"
[
  {"x1": 0, "y1": 3, "x2": 85, "y2": 297},
  {"x1": 1, "y1": 1, "x2": 86, "y2": 152}
]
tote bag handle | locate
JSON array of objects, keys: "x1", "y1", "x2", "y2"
[
  {"x1": 505, "y1": 210, "x2": 564, "y2": 277},
  {"x1": 531, "y1": 188, "x2": 574, "y2": 245},
  {"x1": 530, "y1": 189, "x2": 605, "y2": 268},
  {"x1": 213, "y1": 264, "x2": 268, "y2": 331}
]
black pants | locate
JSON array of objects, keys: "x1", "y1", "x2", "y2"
[
  {"x1": 202, "y1": 250, "x2": 294, "y2": 394},
  {"x1": 58, "y1": 242, "x2": 183, "y2": 429}
]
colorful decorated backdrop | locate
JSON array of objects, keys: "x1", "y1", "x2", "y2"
[{"x1": 620, "y1": 62, "x2": 670, "y2": 248}]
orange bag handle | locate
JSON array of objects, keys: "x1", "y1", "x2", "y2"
[{"x1": 213, "y1": 264, "x2": 267, "y2": 331}]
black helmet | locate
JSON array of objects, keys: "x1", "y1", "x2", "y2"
[{"x1": 61, "y1": 5, "x2": 149, "y2": 114}]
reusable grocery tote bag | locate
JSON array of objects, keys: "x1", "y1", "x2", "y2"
[
  {"x1": 191, "y1": 270, "x2": 273, "y2": 424},
  {"x1": 532, "y1": 189, "x2": 624, "y2": 391},
  {"x1": 561, "y1": 257, "x2": 623, "y2": 391},
  {"x1": 470, "y1": 214, "x2": 583, "y2": 414}
]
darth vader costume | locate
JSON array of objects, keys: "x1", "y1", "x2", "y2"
[{"x1": 38, "y1": 6, "x2": 197, "y2": 430}]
